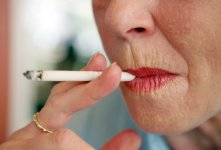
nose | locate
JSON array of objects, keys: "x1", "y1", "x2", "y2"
[{"x1": 105, "y1": 0, "x2": 156, "y2": 39}]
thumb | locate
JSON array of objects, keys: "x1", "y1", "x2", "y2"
[{"x1": 102, "y1": 129, "x2": 142, "y2": 150}]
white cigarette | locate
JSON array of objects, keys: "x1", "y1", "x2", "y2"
[{"x1": 23, "y1": 70, "x2": 135, "y2": 82}]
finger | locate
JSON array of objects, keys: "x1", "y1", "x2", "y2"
[
  {"x1": 8, "y1": 53, "x2": 108, "y2": 141},
  {"x1": 102, "y1": 129, "x2": 141, "y2": 150},
  {"x1": 12, "y1": 62, "x2": 122, "y2": 139},
  {"x1": 39, "y1": 62, "x2": 121, "y2": 130},
  {"x1": 6, "y1": 129, "x2": 94, "y2": 150},
  {"x1": 50, "y1": 52, "x2": 107, "y2": 95}
]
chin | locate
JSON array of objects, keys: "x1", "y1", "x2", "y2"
[{"x1": 119, "y1": 76, "x2": 208, "y2": 135}]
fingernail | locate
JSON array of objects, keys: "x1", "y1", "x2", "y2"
[
  {"x1": 110, "y1": 62, "x2": 118, "y2": 68},
  {"x1": 87, "y1": 51, "x2": 100, "y2": 65},
  {"x1": 112, "y1": 62, "x2": 117, "y2": 65},
  {"x1": 104, "y1": 62, "x2": 117, "y2": 72}
]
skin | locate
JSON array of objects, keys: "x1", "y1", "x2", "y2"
[
  {"x1": 93, "y1": 0, "x2": 221, "y2": 134},
  {"x1": 1, "y1": 0, "x2": 221, "y2": 149},
  {"x1": 0, "y1": 54, "x2": 141, "y2": 150}
]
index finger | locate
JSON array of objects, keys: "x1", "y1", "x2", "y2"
[
  {"x1": 8, "y1": 53, "x2": 107, "y2": 140},
  {"x1": 38, "y1": 62, "x2": 121, "y2": 132},
  {"x1": 50, "y1": 52, "x2": 107, "y2": 95},
  {"x1": 10, "y1": 61, "x2": 121, "y2": 140}
]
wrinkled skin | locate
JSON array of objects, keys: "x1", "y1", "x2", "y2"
[
  {"x1": 1, "y1": 1, "x2": 221, "y2": 150},
  {"x1": 0, "y1": 54, "x2": 142, "y2": 150},
  {"x1": 93, "y1": 0, "x2": 221, "y2": 135}
]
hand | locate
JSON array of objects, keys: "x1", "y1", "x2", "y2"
[
  {"x1": 166, "y1": 112, "x2": 221, "y2": 150},
  {"x1": 0, "y1": 53, "x2": 141, "y2": 150}
]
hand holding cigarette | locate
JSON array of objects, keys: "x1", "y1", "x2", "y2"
[{"x1": 3, "y1": 53, "x2": 141, "y2": 150}]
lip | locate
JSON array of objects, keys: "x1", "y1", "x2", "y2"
[{"x1": 124, "y1": 67, "x2": 179, "y2": 92}]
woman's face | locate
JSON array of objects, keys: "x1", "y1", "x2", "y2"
[{"x1": 93, "y1": 0, "x2": 221, "y2": 134}]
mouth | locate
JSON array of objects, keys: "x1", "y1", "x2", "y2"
[{"x1": 124, "y1": 67, "x2": 179, "y2": 92}]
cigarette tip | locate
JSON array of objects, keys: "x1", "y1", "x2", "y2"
[{"x1": 23, "y1": 71, "x2": 33, "y2": 80}]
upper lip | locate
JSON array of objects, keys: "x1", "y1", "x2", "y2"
[{"x1": 124, "y1": 67, "x2": 178, "y2": 78}]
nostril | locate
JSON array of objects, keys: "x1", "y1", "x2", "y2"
[
  {"x1": 127, "y1": 27, "x2": 146, "y2": 34},
  {"x1": 134, "y1": 27, "x2": 146, "y2": 33}
]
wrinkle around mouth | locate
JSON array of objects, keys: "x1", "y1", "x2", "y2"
[
  {"x1": 127, "y1": 42, "x2": 169, "y2": 71},
  {"x1": 114, "y1": 40, "x2": 187, "y2": 78}
]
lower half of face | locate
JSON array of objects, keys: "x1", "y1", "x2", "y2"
[
  {"x1": 109, "y1": 36, "x2": 221, "y2": 135},
  {"x1": 93, "y1": 0, "x2": 221, "y2": 135}
]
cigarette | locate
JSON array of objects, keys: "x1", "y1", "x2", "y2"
[{"x1": 23, "y1": 70, "x2": 135, "y2": 82}]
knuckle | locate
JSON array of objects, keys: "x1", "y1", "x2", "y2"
[
  {"x1": 53, "y1": 129, "x2": 74, "y2": 147},
  {"x1": 46, "y1": 94, "x2": 63, "y2": 109},
  {"x1": 84, "y1": 86, "x2": 102, "y2": 102},
  {"x1": 46, "y1": 94, "x2": 74, "y2": 117},
  {"x1": 88, "y1": 93, "x2": 102, "y2": 102}
]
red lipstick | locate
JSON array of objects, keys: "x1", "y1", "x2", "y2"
[{"x1": 124, "y1": 67, "x2": 178, "y2": 92}]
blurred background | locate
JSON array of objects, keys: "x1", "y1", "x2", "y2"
[{"x1": 0, "y1": 0, "x2": 108, "y2": 143}]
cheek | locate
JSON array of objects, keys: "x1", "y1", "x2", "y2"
[
  {"x1": 160, "y1": 1, "x2": 221, "y2": 101},
  {"x1": 155, "y1": 1, "x2": 194, "y2": 35},
  {"x1": 156, "y1": 1, "x2": 221, "y2": 99},
  {"x1": 155, "y1": 1, "x2": 221, "y2": 78},
  {"x1": 135, "y1": 1, "x2": 221, "y2": 133}
]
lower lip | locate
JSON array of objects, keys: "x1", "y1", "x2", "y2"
[{"x1": 124, "y1": 70, "x2": 178, "y2": 92}]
